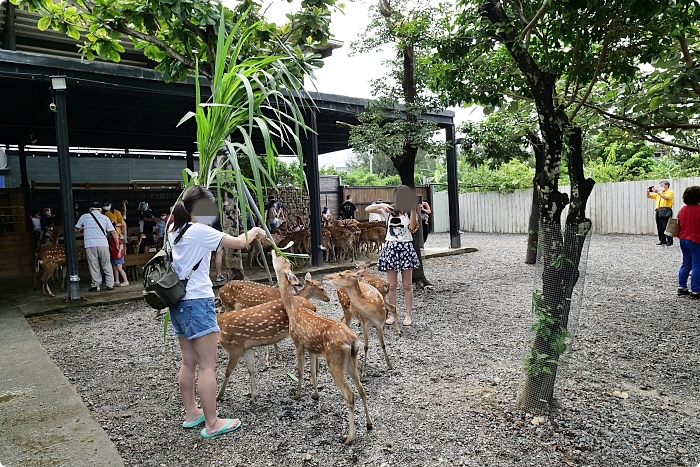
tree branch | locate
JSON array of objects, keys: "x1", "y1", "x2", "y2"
[
  {"x1": 677, "y1": 33, "x2": 700, "y2": 96},
  {"x1": 570, "y1": 21, "x2": 612, "y2": 120},
  {"x1": 643, "y1": 133, "x2": 700, "y2": 153},
  {"x1": 113, "y1": 24, "x2": 202, "y2": 76},
  {"x1": 581, "y1": 101, "x2": 700, "y2": 130},
  {"x1": 518, "y1": 0, "x2": 549, "y2": 42}
]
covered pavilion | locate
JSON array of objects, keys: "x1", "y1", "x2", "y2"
[{"x1": 0, "y1": 4, "x2": 460, "y2": 279}]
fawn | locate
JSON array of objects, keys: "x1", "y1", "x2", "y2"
[
  {"x1": 215, "y1": 275, "x2": 329, "y2": 401},
  {"x1": 271, "y1": 250, "x2": 372, "y2": 445},
  {"x1": 325, "y1": 268, "x2": 399, "y2": 377},
  {"x1": 335, "y1": 259, "x2": 389, "y2": 328},
  {"x1": 34, "y1": 245, "x2": 66, "y2": 297},
  {"x1": 217, "y1": 275, "x2": 330, "y2": 364}
]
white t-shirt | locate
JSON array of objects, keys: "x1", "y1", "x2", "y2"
[
  {"x1": 368, "y1": 207, "x2": 388, "y2": 223},
  {"x1": 168, "y1": 222, "x2": 226, "y2": 300},
  {"x1": 385, "y1": 213, "x2": 413, "y2": 242},
  {"x1": 75, "y1": 209, "x2": 115, "y2": 248}
]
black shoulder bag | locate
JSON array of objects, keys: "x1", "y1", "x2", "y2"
[{"x1": 142, "y1": 223, "x2": 202, "y2": 310}]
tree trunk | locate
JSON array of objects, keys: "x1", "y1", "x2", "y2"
[
  {"x1": 412, "y1": 221, "x2": 430, "y2": 288},
  {"x1": 478, "y1": 0, "x2": 596, "y2": 411},
  {"x1": 525, "y1": 133, "x2": 545, "y2": 264},
  {"x1": 223, "y1": 191, "x2": 245, "y2": 280},
  {"x1": 517, "y1": 124, "x2": 594, "y2": 411}
]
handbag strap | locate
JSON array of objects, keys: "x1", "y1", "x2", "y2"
[{"x1": 89, "y1": 211, "x2": 109, "y2": 238}]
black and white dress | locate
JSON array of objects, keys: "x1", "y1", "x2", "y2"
[{"x1": 377, "y1": 212, "x2": 420, "y2": 272}]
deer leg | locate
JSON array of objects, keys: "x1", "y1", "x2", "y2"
[
  {"x1": 361, "y1": 320, "x2": 369, "y2": 378},
  {"x1": 310, "y1": 353, "x2": 319, "y2": 400},
  {"x1": 265, "y1": 345, "x2": 271, "y2": 367},
  {"x1": 61, "y1": 266, "x2": 67, "y2": 291},
  {"x1": 274, "y1": 343, "x2": 282, "y2": 360},
  {"x1": 294, "y1": 346, "x2": 304, "y2": 400},
  {"x1": 375, "y1": 323, "x2": 393, "y2": 370},
  {"x1": 327, "y1": 352, "x2": 356, "y2": 445},
  {"x1": 386, "y1": 303, "x2": 401, "y2": 336},
  {"x1": 347, "y1": 345, "x2": 372, "y2": 431},
  {"x1": 243, "y1": 349, "x2": 258, "y2": 402},
  {"x1": 43, "y1": 268, "x2": 55, "y2": 297},
  {"x1": 217, "y1": 347, "x2": 244, "y2": 400}
]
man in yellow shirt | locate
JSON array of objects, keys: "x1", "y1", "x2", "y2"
[{"x1": 646, "y1": 180, "x2": 674, "y2": 246}]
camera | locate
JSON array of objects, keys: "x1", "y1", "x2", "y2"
[
  {"x1": 648, "y1": 186, "x2": 655, "y2": 193},
  {"x1": 416, "y1": 195, "x2": 423, "y2": 205}
]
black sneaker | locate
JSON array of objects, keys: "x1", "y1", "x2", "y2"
[
  {"x1": 657, "y1": 242, "x2": 668, "y2": 246},
  {"x1": 678, "y1": 288, "x2": 690, "y2": 296},
  {"x1": 88, "y1": 286, "x2": 100, "y2": 292},
  {"x1": 690, "y1": 292, "x2": 700, "y2": 299},
  {"x1": 105, "y1": 286, "x2": 114, "y2": 291}
]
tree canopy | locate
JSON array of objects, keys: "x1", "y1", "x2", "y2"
[{"x1": 12, "y1": 0, "x2": 340, "y2": 82}]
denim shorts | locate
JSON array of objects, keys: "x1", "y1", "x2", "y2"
[
  {"x1": 169, "y1": 297, "x2": 219, "y2": 340},
  {"x1": 111, "y1": 257, "x2": 125, "y2": 265}
]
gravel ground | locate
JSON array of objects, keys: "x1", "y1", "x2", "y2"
[{"x1": 30, "y1": 233, "x2": 700, "y2": 467}]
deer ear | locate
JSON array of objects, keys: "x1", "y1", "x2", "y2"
[
  {"x1": 286, "y1": 271, "x2": 299, "y2": 284},
  {"x1": 365, "y1": 259, "x2": 372, "y2": 267},
  {"x1": 304, "y1": 272, "x2": 312, "y2": 281}
]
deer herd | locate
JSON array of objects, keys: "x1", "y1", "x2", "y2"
[
  {"x1": 31, "y1": 215, "x2": 394, "y2": 443},
  {"x1": 215, "y1": 253, "x2": 397, "y2": 445}
]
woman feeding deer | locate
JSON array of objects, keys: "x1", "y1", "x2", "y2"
[
  {"x1": 167, "y1": 185, "x2": 266, "y2": 439},
  {"x1": 365, "y1": 185, "x2": 421, "y2": 327}
]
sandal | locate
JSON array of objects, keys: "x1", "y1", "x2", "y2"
[{"x1": 201, "y1": 418, "x2": 242, "y2": 439}]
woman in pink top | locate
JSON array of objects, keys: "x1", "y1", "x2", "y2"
[{"x1": 677, "y1": 186, "x2": 700, "y2": 297}]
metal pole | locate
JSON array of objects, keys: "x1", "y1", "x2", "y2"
[
  {"x1": 446, "y1": 124, "x2": 461, "y2": 249},
  {"x1": 305, "y1": 112, "x2": 323, "y2": 267},
  {"x1": 51, "y1": 77, "x2": 81, "y2": 300}
]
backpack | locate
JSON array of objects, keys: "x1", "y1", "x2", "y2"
[{"x1": 142, "y1": 223, "x2": 202, "y2": 310}]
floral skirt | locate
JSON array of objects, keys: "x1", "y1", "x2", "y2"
[{"x1": 377, "y1": 241, "x2": 420, "y2": 271}]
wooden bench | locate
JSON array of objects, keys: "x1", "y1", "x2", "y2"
[{"x1": 123, "y1": 252, "x2": 156, "y2": 281}]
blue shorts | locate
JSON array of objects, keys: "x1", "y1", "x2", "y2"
[
  {"x1": 111, "y1": 257, "x2": 125, "y2": 265},
  {"x1": 169, "y1": 298, "x2": 219, "y2": 340}
]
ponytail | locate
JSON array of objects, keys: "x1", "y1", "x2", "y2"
[{"x1": 170, "y1": 185, "x2": 215, "y2": 232}]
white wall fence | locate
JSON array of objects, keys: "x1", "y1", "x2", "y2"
[{"x1": 432, "y1": 176, "x2": 700, "y2": 234}]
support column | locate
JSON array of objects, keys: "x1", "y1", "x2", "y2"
[
  {"x1": 304, "y1": 112, "x2": 323, "y2": 267},
  {"x1": 446, "y1": 124, "x2": 461, "y2": 248},
  {"x1": 18, "y1": 143, "x2": 31, "y2": 221},
  {"x1": 2, "y1": 1, "x2": 16, "y2": 51},
  {"x1": 51, "y1": 76, "x2": 80, "y2": 301}
]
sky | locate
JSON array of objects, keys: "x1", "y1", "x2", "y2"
[
  {"x1": 254, "y1": 0, "x2": 482, "y2": 125},
  {"x1": 223, "y1": 0, "x2": 482, "y2": 167}
]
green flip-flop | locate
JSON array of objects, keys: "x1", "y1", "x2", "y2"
[
  {"x1": 182, "y1": 413, "x2": 206, "y2": 429},
  {"x1": 183, "y1": 411, "x2": 219, "y2": 429},
  {"x1": 201, "y1": 418, "x2": 242, "y2": 439}
]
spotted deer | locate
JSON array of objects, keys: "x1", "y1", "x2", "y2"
[
  {"x1": 324, "y1": 269, "x2": 399, "y2": 377},
  {"x1": 217, "y1": 275, "x2": 330, "y2": 365},
  {"x1": 335, "y1": 260, "x2": 389, "y2": 327},
  {"x1": 216, "y1": 293, "x2": 321, "y2": 402},
  {"x1": 34, "y1": 245, "x2": 67, "y2": 297},
  {"x1": 271, "y1": 250, "x2": 372, "y2": 445}
]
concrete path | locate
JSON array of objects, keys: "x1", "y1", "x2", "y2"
[{"x1": 0, "y1": 306, "x2": 123, "y2": 467}]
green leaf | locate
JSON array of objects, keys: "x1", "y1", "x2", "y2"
[
  {"x1": 162, "y1": 310, "x2": 170, "y2": 343},
  {"x1": 37, "y1": 16, "x2": 51, "y2": 31},
  {"x1": 649, "y1": 96, "x2": 662, "y2": 111},
  {"x1": 66, "y1": 26, "x2": 81, "y2": 40}
]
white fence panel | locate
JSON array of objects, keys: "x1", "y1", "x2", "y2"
[
  {"x1": 434, "y1": 176, "x2": 700, "y2": 235},
  {"x1": 432, "y1": 191, "x2": 449, "y2": 233}
]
